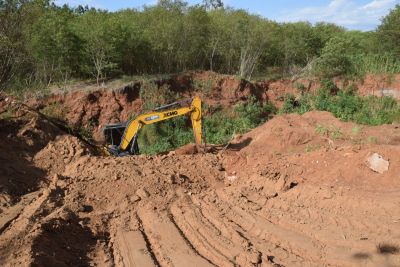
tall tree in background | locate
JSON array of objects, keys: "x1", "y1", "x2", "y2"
[
  {"x1": 377, "y1": 4, "x2": 400, "y2": 57},
  {"x1": 29, "y1": 5, "x2": 81, "y2": 85},
  {"x1": 75, "y1": 10, "x2": 115, "y2": 85},
  {"x1": 0, "y1": 0, "x2": 28, "y2": 87},
  {"x1": 202, "y1": 0, "x2": 223, "y2": 10}
]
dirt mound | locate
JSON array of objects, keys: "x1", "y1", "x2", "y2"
[
  {"x1": 223, "y1": 111, "x2": 400, "y2": 187},
  {"x1": 257, "y1": 74, "x2": 400, "y2": 108},
  {"x1": 0, "y1": 114, "x2": 63, "y2": 208},
  {"x1": 34, "y1": 135, "x2": 92, "y2": 175},
  {"x1": 228, "y1": 111, "x2": 399, "y2": 155},
  {"x1": 356, "y1": 74, "x2": 400, "y2": 99}
]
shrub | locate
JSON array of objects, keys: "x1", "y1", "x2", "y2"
[{"x1": 280, "y1": 79, "x2": 400, "y2": 126}]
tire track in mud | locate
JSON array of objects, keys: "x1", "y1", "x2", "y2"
[
  {"x1": 137, "y1": 206, "x2": 214, "y2": 267},
  {"x1": 191, "y1": 192, "x2": 308, "y2": 266},
  {"x1": 213, "y1": 189, "x2": 330, "y2": 266},
  {"x1": 135, "y1": 213, "x2": 162, "y2": 267},
  {"x1": 0, "y1": 187, "x2": 57, "y2": 265},
  {"x1": 167, "y1": 212, "x2": 218, "y2": 267},
  {"x1": 170, "y1": 198, "x2": 261, "y2": 267},
  {"x1": 0, "y1": 192, "x2": 40, "y2": 235}
]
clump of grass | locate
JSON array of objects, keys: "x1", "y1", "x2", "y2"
[
  {"x1": 351, "y1": 53, "x2": 400, "y2": 76},
  {"x1": 39, "y1": 102, "x2": 65, "y2": 120},
  {"x1": 315, "y1": 124, "x2": 342, "y2": 140},
  {"x1": 351, "y1": 126, "x2": 362, "y2": 136}
]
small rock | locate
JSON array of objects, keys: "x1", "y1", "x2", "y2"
[
  {"x1": 226, "y1": 175, "x2": 237, "y2": 182},
  {"x1": 130, "y1": 195, "x2": 141, "y2": 203},
  {"x1": 177, "y1": 173, "x2": 188, "y2": 183},
  {"x1": 275, "y1": 177, "x2": 286, "y2": 192},
  {"x1": 113, "y1": 174, "x2": 120, "y2": 181},
  {"x1": 136, "y1": 188, "x2": 150, "y2": 198},
  {"x1": 249, "y1": 251, "x2": 262, "y2": 264},
  {"x1": 168, "y1": 174, "x2": 176, "y2": 184},
  {"x1": 366, "y1": 153, "x2": 389, "y2": 174},
  {"x1": 57, "y1": 180, "x2": 68, "y2": 188}
]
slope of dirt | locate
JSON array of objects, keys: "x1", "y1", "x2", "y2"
[{"x1": 1, "y1": 91, "x2": 400, "y2": 267}]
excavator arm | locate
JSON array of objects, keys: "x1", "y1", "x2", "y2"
[{"x1": 103, "y1": 96, "x2": 203, "y2": 156}]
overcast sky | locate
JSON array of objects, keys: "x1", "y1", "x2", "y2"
[{"x1": 55, "y1": 0, "x2": 400, "y2": 31}]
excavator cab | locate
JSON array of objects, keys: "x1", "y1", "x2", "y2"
[
  {"x1": 103, "y1": 123, "x2": 140, "y2": 156},
  {"x1": 103, "y1": 96, "x2": 203, "y2": 156}
]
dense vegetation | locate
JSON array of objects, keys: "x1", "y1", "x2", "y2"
[{"x1": 1, "y1": 0, "x2": 400, "y2": 92}]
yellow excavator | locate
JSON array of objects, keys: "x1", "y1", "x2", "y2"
[{"x1": 103, "y1": 96, "x2": 203, "y2": 156}]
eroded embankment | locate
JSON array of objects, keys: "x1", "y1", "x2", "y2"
[{"x1": 25, "y1": 72, "x2": 400, "y2": 142}]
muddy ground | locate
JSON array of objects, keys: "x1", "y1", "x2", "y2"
[{"x1": 1, "y1": 73, "x2": 400, "y2": 267}]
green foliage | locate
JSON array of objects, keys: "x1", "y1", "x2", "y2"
[
  {"x1": 0, "y1": 1, "x2": 399, "y2": 92},
  {"x1": 315, "y1": 124, "x2": 328, "y2": 136},
  {"x1": 39, "y1": 102, "x2": 64, "y2": 120},
  {"x1": 294, "y1": 82, "x2": 306, "y2": 94},
  {"x1": 350, "y1": 53, "x2": 400, "y2": 75},
  {"x1": 233, "y1": 96, "x2": 276, "y2": 129},
  {"x1": 280, "y1": 93, "x2": 313, "y2": 115},
  {"x1": 312, "y1": 35, "x2": 359, "y2": 77},
  {"x1": 377, "y1": 5, "x2": 400, "y2": 57},
  {"x1": 280, "y1": 80, "x2": 400, "y2": 126}
]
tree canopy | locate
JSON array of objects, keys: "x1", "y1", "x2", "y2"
[{"x1": 0, "y1": 0, "x2": 399, "y2": 90}]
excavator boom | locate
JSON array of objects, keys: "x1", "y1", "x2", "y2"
[{"x1": 103, "y1": 96, "x2": 202, "y2": 156}]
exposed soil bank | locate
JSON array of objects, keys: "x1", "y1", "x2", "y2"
[{"x1": 26, "y1": 72, "x2": 400, "y2": 141}]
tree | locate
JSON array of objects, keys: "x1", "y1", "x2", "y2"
[
  {"x1": 75, "y1": 10, "x2": 115, "y2": 85},
  {"x1": 141, "y1": 1, "x2": 186, "y2": 72},
  {"x1": 377, "y1": 4, "x2": 400, "y2": 57},
  {"x1": 181, "y1": 6, "x2": 210, "y2": 69},
  {"x1": 202, "y1": 0, "x2": 223, "y2": 10},
  {"x1": 313, "y1": 35, "x2": 359, "y2": 77},
  {"x1": 28, "y1": 5, "x2": 81, "y2": 85},
  {"x1": 0, "y1": 0, "x2": 26, "y2": 87}
]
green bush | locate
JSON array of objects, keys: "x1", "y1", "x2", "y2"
[
  {"x1": 312, "y1": 35, "x2": 359, "y2": 77},
  {"x1": 280, "y1": 80, "x2": 400, "y2": 126}
]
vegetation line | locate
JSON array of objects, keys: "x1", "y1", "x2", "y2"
[{"x1": 0, "y1": 1, "x2": 399, "y2": 93}]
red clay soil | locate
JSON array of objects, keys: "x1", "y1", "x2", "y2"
[
  {"x1": 26, "y1": 72, "x2": 266, "y2": 142},
  {"x1": 1, "y1": 93, "x2": 399, "y2": 267}
]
